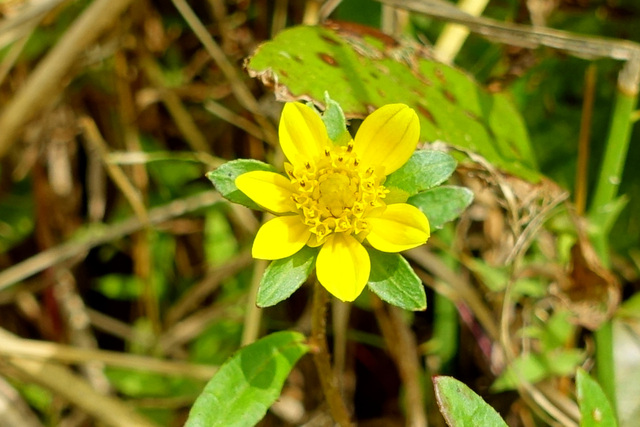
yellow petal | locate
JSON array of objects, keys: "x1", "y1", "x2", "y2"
[
  {"x1": 253, "y1": 215, "x2": 311, "y2": 260},
  {"x1": 316, "y1": 233, "x2": 370, "y2": 302},
  {"x1": 235, "y1": 171, "x2": 295, "y2": 213},
  {"x1": 279, "y1": 102, "x2": 329, "y2": 165},
  {"x1": 353, "y1": 104, "x2": 419, "y2": 175},
  {"x1": 366, "y1": 204, "x2": 430, "y2": 252}
]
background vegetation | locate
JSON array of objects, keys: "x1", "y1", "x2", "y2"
[{"x1": 1, "y1": 0, "x2": 639, "y2": 426}]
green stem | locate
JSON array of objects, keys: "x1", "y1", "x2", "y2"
[
  {"x1": 594, "y1": 322, "x2": 616, "y2": 411},
  {"x1": 587, "y1": 68, "x2": 639, "y2": 415},
  {"x1": 589, "y1": 91, "x2": 638, "y2": 220},
  {"x1": 311, "y1": 282, "x2": 352, "y2": 426}
]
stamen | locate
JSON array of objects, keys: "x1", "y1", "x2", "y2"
[{"x1": 290, "y1": 144, "x2": 385, "y2": 241}]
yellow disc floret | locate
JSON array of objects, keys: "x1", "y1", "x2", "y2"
[{"x1": 285, "y1": 142, "x2": 388, "y2": 245}]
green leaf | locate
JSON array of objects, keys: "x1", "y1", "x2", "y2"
[
  {"x1": 247, "y1": 25, "x2": 540, "y2": 182},
  {"x1": 434, "y1": 376, "x2": 508, "y2": 427},
  {"x1": 491, "y1": 350, "x2": 584, "y2": 392},
  {"x1": 185, "y1": 331, "x2": 309, "y2": 427},
  {"x1": 576, "y1": 369, "x2": 618, "y2": 427},
  {"x1": 204, "y1": 208, "x2": 239, "y2": 267},
  {"x1": 385, "y1": 150, "x2": 457, "y2": 197},
  {"x1": 367, "y1": 249, "x2": 426, "y2": 311},
  {"x1": 320, "y1": 92, "x2": 350, "y2": 145},
  {"x1": 206, "y1": 159, "x2": 276, "y2": 210},
  {"x1": 257, "y1": 246, "x2": 318, "y2": 307},
  {"x1": 540, "y1": 309, "x2": 575, "y2": 352},
  {"x1": 408, "y1": 186, "x2": 474, "y2": 229},
  {"x1": 466, "y1": 259, "x2": 508, "y2": 292}
]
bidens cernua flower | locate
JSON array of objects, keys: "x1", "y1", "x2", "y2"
[{"x1": 236, "y1": 102, "x2": 430, "y2": 302}]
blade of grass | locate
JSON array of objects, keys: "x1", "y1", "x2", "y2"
[
  {"x1": 433, "y1": 0, "x2": 491, "y2": 63},
  {"x1": 0, "y1": 0, "x2": 136, "y2": 158},
  {"x1": 241, "y1": 259, "x2": 268, "y2": 346},
  {"x1": 169, "y1": 0, "x2": 278, "y2": 146},
  {"x1": 0, "y1": 328, "x2": 217, "y2": 380},
  {"x1": 378, "y1": 0, "x2": 640, "y2": 62}
]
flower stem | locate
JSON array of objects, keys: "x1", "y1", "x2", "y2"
[{"x1": 311, "y1": 281, "x2": 352, "y2": 426}]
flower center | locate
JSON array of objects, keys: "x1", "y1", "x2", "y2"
[{"x1": 286, "y1": 142, "x2": 387, "y2": 244}]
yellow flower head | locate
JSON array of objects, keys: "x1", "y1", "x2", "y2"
[{"x1": 236, "y1": 102, "x2": 430, "y2": 302}]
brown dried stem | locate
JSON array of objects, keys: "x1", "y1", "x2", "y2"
[
  {"x1": 0, "y1": 0, "x2": 136, "y2": 158},
  {"x1": 372, "y1": 295, "x2": 427, "y2": 427},
  {"x1": 310, "y1": 282, "x2": 352, "y2": 426}
]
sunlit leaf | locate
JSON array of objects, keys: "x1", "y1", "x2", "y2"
[
  {"x1": 257, "y1": 246, "x2": 318, "y2": 307},
  {"x1": 247, "y1": 25, "x2": 540, "y2": 182},
  {"x1": 185, "y1": 331, "x2": 308, "y2": 427},
  {"x1": 385, "y1": 150, "x2": 457, "y2": 197},
  {"x1": 408, "y1": 186, "x2": 474, "y2": 229},
  {"x1": 576, "y1": 368, "x2": 617, "y2": 427},
  {"x1": 367, "y1": 249, "x2": 426, "y2": 311},
  {"x1": 434, "y1": 376, "x2": 508, "y2": 427},
  {"x1": 207, "y1": 160, "x2": 276, "y2": 210}
]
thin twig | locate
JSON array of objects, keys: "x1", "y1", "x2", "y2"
[
  {"x1": 53, "y1": 269, "x2": 111, "y2": 394},
  {"x1": 79, "y1": 115, "x2": 149, "y2": 224},
  {"x1": 204, "y1": 99, "x2": 269, "y2": 143},
  {"x1": 0, "y1": 28, "x2": 33, "y2": 86},
  {"x1": 157, "y1": 304, "x2": 242, "y2": 355},
  {"x1": 433, "y1": 0, "x2": 490, "y2": 63},
  {"x1": 407, "y1": 248, "x2": 499, "y2": 341},
  {"x1": 107, "y1": 150, "x2": 224, "y2": 168},
  {"x1": 241, "y1": 259, "x2": 268, "y2": 346},
  {"x1": 86, "y1": 309, "x2": 138, "y2": 343},
  {"x1": 0, "y1": 191, "x2": 220, "y2": 292},
  {"x1": 372, "y1": 296, "x2": 427, "y2": 427},
  {"x1": 169, "y1": 0, "x2": 278, "y2": 146},
  {"x1": 5, "y1": 357, "x2": 157, "y2": 427},
  {"x1": 166, "y1": 250, "x2": 253, "y2": 325},
  {"x1": 499, "y1": 264, "x2": 579, "y2": 427},
  {"x1": 331, "y1": 299, "x2": 350, "y2": 391},
  {"x1": 310, "y1": 282, "x2": 352, "y2": 426},
  {"x1": 318, "y1": 0, "x2": 343, "y2": 22},
  {"x1": 140, "y1": 56, "x2": 211, "y2": 153},
  {"x1": 0, "y1": 0, "x2": 136, "y2": 158},
  {"x1": 575, "y1": 65, "x2": 597, "y2": 215},
  {"x1": 378, "y1": 0, "x2": 640, "y2": 61},
  {"x1": 0, "y1": 328, "x2": 216, "y2": 380},
  {"x1": 302, "y1": 0, "x2": 321, "y2": 25},
  {"x1": 0, "y1": 0, "x2": 68, "y2": 41},
  {"x1": 0, "y1": 376, "x2": 43, "y2": 427},
  {"x1": 271, "y1": 0, "x2": 289, "y2": 37}
]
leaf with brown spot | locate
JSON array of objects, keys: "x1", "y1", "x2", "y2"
[{"x1": 246, "y1": 24, "x2": 540, "y2": 182}]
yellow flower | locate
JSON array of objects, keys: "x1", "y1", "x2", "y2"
[{"x1": 236, "y1": 102, "x2": 430, "y2": 302}]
